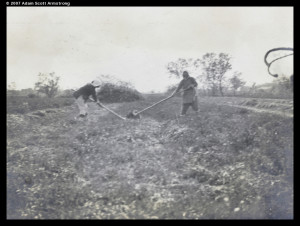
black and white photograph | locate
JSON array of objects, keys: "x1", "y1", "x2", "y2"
[{"x1": 7, "y1": 5, "x2": 293, "y2": 219}]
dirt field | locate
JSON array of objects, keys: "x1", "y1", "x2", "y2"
[{"x1": 7, "y1": 95, "x2": 293, "y2": 219}]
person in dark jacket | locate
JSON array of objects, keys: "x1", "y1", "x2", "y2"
[
  {"x1": 73, "y1": 80, "x2": 102, "y2": 118},
  {"x1": 171, "y1": 71, "x2": 199, "y2": 116}
]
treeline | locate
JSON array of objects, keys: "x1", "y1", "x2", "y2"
[
  {"x1": 7, "y1": 73, "x2": 144, "y2": 103},
  {"x1": 166, "y1": 77, "x2": 293, "y2": 99},
  {"x1": 8, "y1": 77, "x2": 293, "y2": 100},
  {"x1": 8, "y1": 52, "x2": 293, "y2": 101},
  {"x1": 165, "y1": 54, "x2": 293, "y2": 99}
]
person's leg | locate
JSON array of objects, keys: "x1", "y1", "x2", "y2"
[
  {"x1": 84, "y1": 101, "x2": 88, "y2": 116},
  {"x1": 76, "y1": 96, "x2": 88, "y2": 117},
  {"x1": 181, "y1": 103, "x2": 190, "y2": 116},
  {"x1": 192, "y1": 97, "x2": 199, "y2": 112}
]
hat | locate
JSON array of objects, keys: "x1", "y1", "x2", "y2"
[{"x1": 91, "y1": 80, "x2": 101, "y2": 87}]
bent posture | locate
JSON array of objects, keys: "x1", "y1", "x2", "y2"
[
  {"x1": 171, "y1": 71, "x2": 199, "y2": 116},
  {"x1": 73, "y1": 80, "x2": 101, "y2": 118}
]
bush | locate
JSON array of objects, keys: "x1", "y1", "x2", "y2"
[
  {"x1": 27, "y1": 93, "x2": 37, "y2": 98},
  {"x1": 58, "y1": 89, "x2": 75, "y2": 98},
  {"x1": 97, "y1": 83, "x2": 144, "y2": 103}
]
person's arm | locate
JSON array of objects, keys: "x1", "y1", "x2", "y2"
[
  {"x1": 187, "y1": 77, "x2": 198, "y2": 89},
  {"x1": 92, "y1": 90, "x2": 98, "y2": 102},
  {"x1": 171, "y1": 81, "x2": 183, "y2": 96},
  {"x1": 89, "y1": 92, "x2": 103, "y2": 108},
  {"x1": 89, "y1": 86, "x2": 101, "y2": 104},
  {"x1": 192, "y1": 77, "x2": 198, "y2": 87}
]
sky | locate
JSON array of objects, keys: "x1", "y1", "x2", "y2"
[{"x1": 7, "y1": 6, "x2": 293, "y2": 93}]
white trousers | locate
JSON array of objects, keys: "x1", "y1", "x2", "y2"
[{"x1": 75, "y1": 96, "x2": 88, "y2": 115}]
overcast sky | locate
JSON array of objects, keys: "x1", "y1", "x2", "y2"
[{"x1": 7, "y1": 6, "x2": 293, "y2": 92}]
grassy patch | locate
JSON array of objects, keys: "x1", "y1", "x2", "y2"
[{"x1": 7, "y1": 96, "x2": 74, "y2": 114}]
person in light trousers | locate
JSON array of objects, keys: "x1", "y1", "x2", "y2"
[{"x1": 73, "y1": 80, "x2": 102, "y2": 118}]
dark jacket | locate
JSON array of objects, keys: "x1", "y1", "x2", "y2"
[
  {"x1": 73, "y1": 84, "x2": 98, "y2": 102},
  {"x1": 175, "y1": 76, "x2": 198, "y2": 104}
]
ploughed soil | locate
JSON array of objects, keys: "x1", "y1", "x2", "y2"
[{"x1": 7, "y1": 95, "x2": 293, "y2": 219}]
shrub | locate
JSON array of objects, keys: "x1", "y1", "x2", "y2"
[
  {"x1": 97, "y1": 83, "x2": 144, "y2": 103},
  {"x1": 58, "y1": 89, "x2": 74, "y2": 98},
  {"x1": 27, "y1": 93, "x2": 37, "y2": 98}
]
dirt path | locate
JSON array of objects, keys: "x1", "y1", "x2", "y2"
[
  {"x1": 198, "y1": 97, "x2": 293, "y2": 118},
  {"x1": 224, "y1": 105, "x2": 293, "y2": 118}
]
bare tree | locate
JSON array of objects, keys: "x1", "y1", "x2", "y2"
[
  {"x1": 166, "y1": 58, "x2": 195, "y2": 78},
  {"x1": 229, "y1": 72, "x2": 246, "y2": 96},
  {"x1": 34, "y1": 72, "x2": 60, "y2": 98},
  {"x1": 198, "y1": 53, "x2": 232, "y2": 96},
  {"x1": 249, "y1": 82, "x2": 257, "y2": 96}
]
